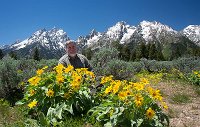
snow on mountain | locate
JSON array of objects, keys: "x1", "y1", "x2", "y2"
[
  {"x1": 10, "y1": 28, "x2": 69, "y2": 51},
  {"x1": 1, "y1": 20, "x2": 199, "y2": 59},
  {"x1": 137, "y1": 20, "x2": 178, "y2": 42},
  {"x1": 86, "y1": 29, "x2": 102, "y2": 45},
  {"x1": 182, "y1": 25, "x2": 200, "y2": 45}
]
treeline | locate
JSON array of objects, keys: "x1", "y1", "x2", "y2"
[
  {"x1": 0, "y1": 47, "x2": 40, "y2": 61},
  {"x1": 82, "y1": 40, "x2": 200, "y2": 61}
]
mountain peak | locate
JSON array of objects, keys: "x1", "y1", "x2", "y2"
[{"x1": 183, "y1": 25, "x2": 200, "y2": 45}]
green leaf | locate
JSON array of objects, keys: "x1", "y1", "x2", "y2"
[
  {"x1": 64, "y1": 103, "x2": 74, "y2": 115},
  {"x1": 104, "y1": 122, "x2": 112, "y2": 127},
  {"x1": 47, "y1": 107, "x2": 55, "y2": 120},
  {"x1": 15, "y1": 100, "x2": 24, "y2": 105},
  {"x1": 38, "y1": 112, "x2": 49, "y2": 127},
  {"x1": 55, "y1": 103, "x2": 66, "y2": 119}
]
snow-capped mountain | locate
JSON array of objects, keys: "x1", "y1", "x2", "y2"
[
  {"x1": 0, "y1": 45, "x2": 9, "y2": 49},
  {"x1": 1, "y1": 20, "x2": 199, "y2": 59},
  {"x1": 78, "y1": 20, "x2": 194, "y2": 50},
  {"x1": 182, "y1": 25, "x2": 200, "y2": 46},
  {"x1": 136, "y1": 21, "x2": 179, "y2": 43},
  {"x1": 3, "y1": 28, "x2": 69, "y2": 59}
]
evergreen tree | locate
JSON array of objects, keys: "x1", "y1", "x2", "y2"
[
  {"x1": 33, "y1": 47, "x2": 40, "y2": 61},
  {"x1": 9, "y1": 51, "x2": 18, "y2": 60},
  {"x1": 0, "y1": 49, "x2": 4, "y2": 59},
  {"x1": 82, "y1": 47, "x2": 93, "y2": 60},
  {"x1": 135, "y1": 44, "x2": 142, "y2": 61},
  {"x1": 130, "y1": 50, "x2": 136, "y2": 61},
  {"x1": 120, "y1": 45, "x2": 130, "y2": 61},
  {"x1": 157, "y1": 50, "x2": 165, "y2": 61},
  {"x1": 148, "y1": 43, "x2": 157, "y2": 60}
]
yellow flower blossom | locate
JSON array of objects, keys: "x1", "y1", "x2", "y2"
[
  {"x1": 112, "y1": 80, "x2": 121, "y2": 94},
  {"x1": 42, "y1": 66, "x2": 48, "y2": 70},
  {"x1": 54, "y1": 64, "x2": 64, "y2": 74},
  {"x1": 105, "y1": 85, "x2": 112, "y2": 94},
  {"x1": 28, "y1": 76, "x2": 41, "y2": 86},
  {"x1": 28, "y1": 100, "x2": 37, "y2": 109},
  {"x1": 133, "y1": 83, "x2": 144, "y2": 91},
  {"x1": 36, "y1": 69, "x2": 44, "y2": 75},
  {"x1": 118, "y1": 91, "x2": 127, "y2": 100},
  {"x1": 56, "y1": 74, "x2": 64, "y2": 84},
  {"x1": 134, "y1": 94, "x2": 143, "y2": 107},
  {"x1": 64, "y1": 65, "x2": 74, "y2": 73},
  {"x1": 194, "y1": 71, "x2": 198, "y2": 75},
  {"x1": 140, "y1": 78, "x2": 149, "y2": 85},
  {"x1": 146, "y1": 108, "x2": 155, "y2": 119},
  {"x1": 100, "y1": 75, "x2": 113, "y2": 84},
  {"x1": 162, "y1": 102, "x2": 168, "y2": 110},
  {"x1": 150, "y1": 89, "x2": 163, "y2": 101},
  {"x1": 46, "y1": 89, "x2": 54, "y2": 97},
  {"x1": 30, "y1": 89, "x2": 36, "y2": 96}
]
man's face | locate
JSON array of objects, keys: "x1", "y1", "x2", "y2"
[{"x1": 67, "y1": 42, "x2": 77, "y2": 56}]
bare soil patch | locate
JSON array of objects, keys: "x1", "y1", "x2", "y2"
[{"x1": 154, "y1": 81, "x2": 200, "y2": 127}]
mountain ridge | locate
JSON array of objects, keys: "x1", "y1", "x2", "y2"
[{"x1": 1, "y1": 20, "x2": 200, "y2": 59}]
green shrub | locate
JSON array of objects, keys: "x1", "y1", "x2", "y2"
[
  {"x1": 188, "y1": 70, "x2": 200, "y2": 86},
  {"x1": 91, "y1": 48, "x2": 119, "y2": 76}
]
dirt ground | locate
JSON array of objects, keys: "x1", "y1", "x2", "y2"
[{"x1": 154, "y1": 81, "x2": 200, "y2": 127}]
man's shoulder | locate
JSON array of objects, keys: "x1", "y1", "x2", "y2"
[
  {"x1": 77, "y1": 54, "x2": 87, "y2": 59},
  {"x1": 59, "y1": 54, "x2": 69, "y2": 61}
]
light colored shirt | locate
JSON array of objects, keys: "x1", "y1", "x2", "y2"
[{"x1": 58, "y1": 53, "x2": 93, "y2": 71}]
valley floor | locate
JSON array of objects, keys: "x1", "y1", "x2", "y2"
[{"x1": 154, "y1": 81, "x2": 200, "y2": 127}]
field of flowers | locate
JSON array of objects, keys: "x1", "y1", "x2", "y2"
[
  {"x1": 0, "y1": 53, "x2": 200, "y2": 126},
  {"x1": 14, "y1": 64, "x2": 169, "y2": 126}
]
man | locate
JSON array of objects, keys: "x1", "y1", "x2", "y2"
[{"x1": 59, "y1": 40, "x2": 93, "y2": 71}]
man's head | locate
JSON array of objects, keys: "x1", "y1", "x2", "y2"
[{"x1": 65, "y1": 40, "x2": 77, "y2": 57}]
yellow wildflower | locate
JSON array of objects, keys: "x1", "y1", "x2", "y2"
[
  {"x1": 140, "y1": 78, "x2": 149, "y2": 85},
  {"x1": 42, "y1": 66, "x2": 48, "y2": 70},
  {"x1": 146, "y1": 108, "x2": 155, "y2": 119},
  {"x1": 30, "y1": 89, "x2": 36, "y2": 96},
  {"x1": 56, "y1": 74, "x2": 64, "y2": 84},
  {"x1": 150, "y1": 89, "x2": 163, "y2": 101},
  {"x1": 133, "y1": 83, "x2": 144, "y2": 91},
  {"x1": 71, "y1": 81, "x2": 80, "y2": 90},
  {"x1": 105, "y1": 85, "x2": 112, "y2": 94},
  {"x1": 194, "y1": 71, "x2": 198, "y2": 75},
  {"x1": 100, "y1": 75, "x2": 113, "y2": 84},
  {"x1": 118, "y1": 91, "x2": 127, "y2": 100},
  {"x1": 134, "y1": 94, "x2": 143, "y2": 107},
  {"x1": 46, "y1": 89, "x2": 54, "y2": 97},
  {"x1": 55, "y1": 64, "x2": 64, "y2": 74},
  {"x1": 162, "y1": 102, "x2": 168, "y2": 110},
  {"x1": 28, "y1": 76, "x2": 41, "y2": 86},
  {"x1": 112, "y1": 80, "x2": 121, "y2": 94},
  {"x1": 36, "y1": 69, "x2": 44, "y2": 75},
  {"x1": 134, "y1": 100, "x2": 142, "y2": 107},
  {"x1": 28, "y1": 100, "x2": 37, "y2": 109},
  {"x1": 64, "y1": 65, "x2": 74, "y2": 73}
]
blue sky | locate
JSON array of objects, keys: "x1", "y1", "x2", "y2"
[{"x1": 0, "y1": 0, "x2": 199, "y2": 45}]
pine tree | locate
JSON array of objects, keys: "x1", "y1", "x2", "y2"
[
  {"x1": 82, "y1": 47, "x2": 93, "y2": 60},
  {"x1": 130, "y1": 50, "x2": 136, "y2": 61},
  {"x1": 121, "y1": 45, "x2": 130, "y2": 61},
  {"x1": 33, "y1": 47, "x2": 40, "y2": 61},
  {"x1": 135, "y1": 45, "x2": 142, "y2": 61},
  {"x1": 148, "y1": 43, "x2": 157, "y2": 60},
  {"x1": 9, "y1": 51, "x2": 17, "y2": 60},
  {"x1": 0, "y1": 49, "x2": 4, "y2": 59}
]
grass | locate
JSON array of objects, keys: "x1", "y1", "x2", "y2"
[
  {"x1": 0, "y1": 99, "x2": 25, "y2": 127},
  {"x1": 0, "y1": 99, "x2": 101, "y2": 127},
  {"x1": 194, "y1": 86, "x2": 200, "y2": 96},
  {"x1": 170, "y1": 93, "x2": 191, "y2": 104}
]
